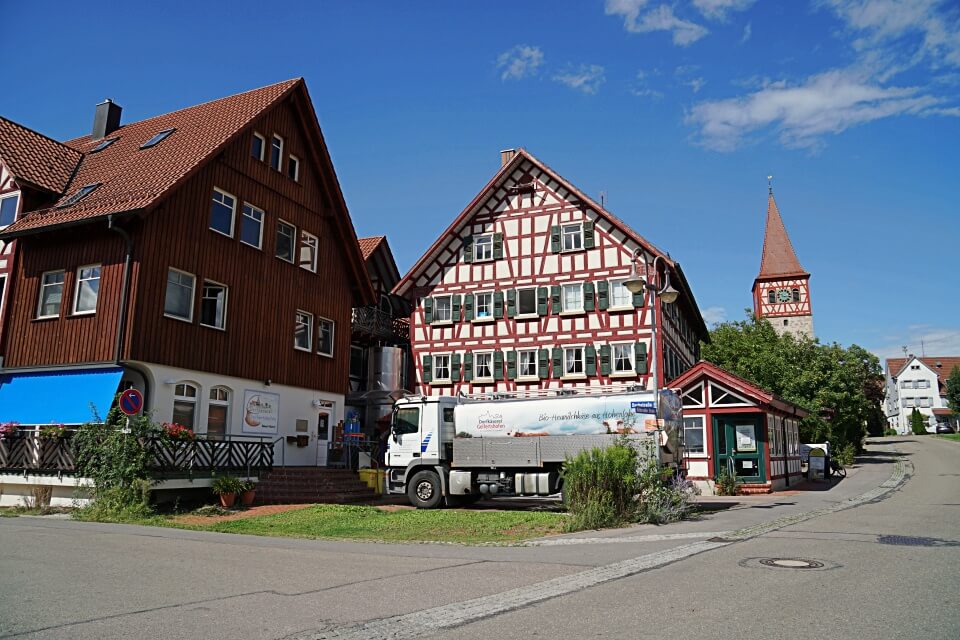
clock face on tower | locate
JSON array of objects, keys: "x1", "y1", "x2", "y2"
[{"x1": 776, "y1": 288, "x2": 792, "y2": 302}]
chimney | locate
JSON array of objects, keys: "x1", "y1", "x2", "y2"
[
  {"x1": 92, "y1": 99, "x2": 122, "y2": 140},
  {"x1": 500, "y1": 148, "x2": 517, "y2": 167}
]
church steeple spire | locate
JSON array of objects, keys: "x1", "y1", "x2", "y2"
[{"x1": 757, "y1": 191, "x2": 808, "y2": 279}]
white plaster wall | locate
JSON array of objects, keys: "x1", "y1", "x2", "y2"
[
  {"x1": 892, "y1": 360, "x2": 944, "y2": 434},
  {"x1": 0, "y1": 474, "x2": 92, "y2": 508}
]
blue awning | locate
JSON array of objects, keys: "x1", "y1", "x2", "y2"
[{"x1": 0, "y1": 367, "x2": 124, "y2": 424}]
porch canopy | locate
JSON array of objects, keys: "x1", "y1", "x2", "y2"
[{"x1": 0, "y1": 366, "x2": 123, "y2": 425}]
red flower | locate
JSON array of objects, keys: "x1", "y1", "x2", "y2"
[{"x1": 163, "y1": 423, "x2": 196, "y2": 441}]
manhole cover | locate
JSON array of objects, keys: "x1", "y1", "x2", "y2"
[
  {"x1": 878, "y1": 535, "x2": 940, "y2": 547},
  {"x1": 759, "y1": 558, "x2": 824, "y2": 569}
]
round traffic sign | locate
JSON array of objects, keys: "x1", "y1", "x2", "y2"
[{"x1": 119, "y1": 388, "x2": 144, "y2": 416}]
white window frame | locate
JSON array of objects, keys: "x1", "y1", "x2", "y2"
[
  {"x1": 609, "y1": 278, "x2": 633, "y2": 310},
  {"x1": 240, "y1": 203, "x2": 265, "y2": 249},
  {"x1": 252, "y1": 132, "x2": 266, "y2": 161},
  {"x1": 299, "y1": 230, "x2": 318, "y2": 272},
  {"x1": 295, "y1": 310, "x2": 314, "y2": 352},
  {"x1": 474, "y1": 351, "x2": 495, "y2": 382},
  {"x1": 163, "y1": 268, "x2": 196, "y2": 323},
  {"x1": 271, "y1": 134, "x2": 284, "y2": 171},
  {"x1": 0, "y1": 192, "x2": 19, "y2": 227},
  {"x1": 206, "y1": 386, "x2": 231, "y2": 438},
  {"x1": 317, "y1": 317, "x2": 335, "y2": 358},
  {"x1": 516, "y1": 287, "x2": 538, "y2": 317},
  {"x1": 433, "y1": 353, "x2": 452, "y2": 383},
  {"x1": 561, "y1": 282, "x2": 584, "y2": 314},
  {"x1": 563, "y1": 345, "x2": 585, "y2": 379},
  {"x1": 36, "y1": 269, "x2": 66, "y2": 319},
  {"x1": 473, "y1": 234, "x2": 494, "y2": 262},
  {"x1": 683, "y1": 415, "x2": 707, "y2": 457},
  {"x1": 433, "y1": 294, "x2": 453, "y2": 324},
  {"x1": 72, "y1": 264, "x2": 101, "y2": 315},
  {"x1": 172, "y1": 382, "x2": 198, "y2": 429},
  {"x1": 611, "y1": 342, "x2": 635, "y2": 375},
  {"x1": 275, "y1": 219, "x2": 296, "y2": 263},
  {"x1": 561, "y1": 222, "x2": 583, "y2": 252},
  {"x1": 903, "y1": 397, "x2": 915, "y2": 408},
  {"x1": 288, "y1": 154, "x2": 300, "y2": 182},
  {"x1": 199, "y1": 280, "x2": 228, "y2": 330},
  {"x1": 474, "y1": 290, "x2": 494, "y2": 321},
  {"x1": 518, "y1": 349, "x2": 538, "y2": 380},
  {"x1": 209, "y1": 188, "x2": 237, "y2": 238}
]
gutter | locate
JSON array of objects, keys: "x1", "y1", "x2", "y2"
[{"x1": 107, "y1": 214, "x2": 134, "y2": 365}]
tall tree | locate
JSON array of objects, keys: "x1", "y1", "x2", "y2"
[
  {"x1": 945, "y1": 366, "x2": 960, "y2": 415},
  {"x1": 910, "y1": 408, "x2": 927, "y2": 436}
]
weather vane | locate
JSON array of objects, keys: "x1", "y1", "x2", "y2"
[{"x1": 767, "y1": 175, "x2": 773, "y2": 195}]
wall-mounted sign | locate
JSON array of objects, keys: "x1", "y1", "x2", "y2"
[
  {"x1": 242, "y1": 390, "x2": 280, "y2": 435},
  {"x1": 735, "y1": 423, "x2": 757, "y2": 452}
]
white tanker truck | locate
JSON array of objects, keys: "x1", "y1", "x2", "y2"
[{"x1": 385, "y1": 387, "x2": 682, "y2": 508}]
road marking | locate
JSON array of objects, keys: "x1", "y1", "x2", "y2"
[{"x1": 288, "y1": 453, "x2": 912, "y2": 640}]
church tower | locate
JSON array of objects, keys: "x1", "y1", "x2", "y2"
[{"x1": 752, "y1": 186, "x2": 814, "y2": 339}]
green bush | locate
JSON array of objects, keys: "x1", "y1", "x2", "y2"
[
  {"x1": 910, "y1": 408, "x2": 927, "y2": 436},
  {"x1": 883, "y1": 428, "x2": 898, "y2": 436},
  {"x1": 714, "y1": 467, "x2": 737, "y2": 496},
  {"x1": 635, "y1": 461, "x2": 698, "y2": 524},
  {"x1": 562, "y1": 444, "x2": 640, "y2": 531},
  {"x1": 834, "y1": 443, "x2": 856, "y2": 467},
  {"x1": 212, "y1": 475, "x2": 244, "y2": 495}
]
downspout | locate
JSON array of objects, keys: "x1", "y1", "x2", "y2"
[{"x1": 107, "y1": 214, "x2": 133, "y2": 365}]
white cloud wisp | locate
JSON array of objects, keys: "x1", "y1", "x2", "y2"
[
  {"x1": 605, "y1": 0, "x2": 709, "y2": 46},
  {"x1": 496, "y1": 45, "x2": 545, "y2": 81},
  {"x1": 553, "y1": 64, "x2": 607, "y2": 94}
]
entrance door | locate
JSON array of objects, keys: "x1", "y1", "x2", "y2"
[
  {"x1": 316, "y1": 401, "x2": 334, "y2": 466},
  {"x1": 713, "y1": 415, "x2": 765, "y2": 483}
]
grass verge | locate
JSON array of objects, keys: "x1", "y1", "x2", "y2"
[{"x1": 936, "y1": 433, "x2": 960, "y2": 442}]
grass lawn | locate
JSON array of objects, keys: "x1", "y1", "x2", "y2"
[
  {"x1": 937, "y1": 433, "x2": 960, "y2": 442},
  {"x1": 177, "y1": 504, "x2": 567, "y2": 544}
]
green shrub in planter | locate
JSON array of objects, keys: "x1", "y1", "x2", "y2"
[
  {"x1": 211, "y1": 475, "x2": 243, "y2": 495},
  {"x1": 562, "y1": 444, "x2": 640, "y2": 531}
]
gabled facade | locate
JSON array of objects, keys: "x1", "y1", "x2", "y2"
[
  {"x1": 752, "y1": 190, "x2": 813, "y2": 339},
  {"x1": 394, "y1": 149, "x2": 708, "y2": 396},
  {"x1": 884, "y1": 355, "x2": 959, "y2": 433},
  {"x1": 0, "y1": 80, "x2": 373, "y2": 467}
]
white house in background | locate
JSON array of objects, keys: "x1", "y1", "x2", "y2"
[{"x1": 884, "y1": 355, "x2": 959, "y2": 434}]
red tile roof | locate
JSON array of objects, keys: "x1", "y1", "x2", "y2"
[
  {"x1": 0, "y1": 116, "x2": 81, "y2": 194},
  {"x1": 756, "y1": 193, "x2": 808, "y2": 280},
  {"x1": 1, "y1": 79, "x2": 300, "y2": 237},
  {"x1": 358, "y1": 235, "x2": 386, "y2": 260},
  {"x1": 887, "y1": 356, "x2": 960, "y2": 382},
  {"x1": 670, "y1": 360, "x2": 809, "y2": 417}
]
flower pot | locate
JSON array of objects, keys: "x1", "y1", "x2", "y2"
[
  {"x1": 240, "y1": 489, "x2": 256, "y2": 506},
  {"x1": 218, "y1": 492, "x2": 237, "y2": 508}
]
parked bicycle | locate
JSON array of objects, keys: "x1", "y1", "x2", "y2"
[{"x1": 829, "y1": 458, "x2": 847, "y2": 479}]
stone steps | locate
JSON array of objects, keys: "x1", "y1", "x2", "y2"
[{"x1": 255, "y1": 467, "x2": 378, "y2": 505}]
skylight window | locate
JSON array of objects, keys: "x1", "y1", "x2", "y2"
[
  {"x1": 140, "y1": 128, "x2": 175, "y2": 149},
  {"x1": 57, "y1": 183, "x2": 101, "y2": 208},
  {"x1": 90, "y1": 137, "x2": 118, "y2": 153}
]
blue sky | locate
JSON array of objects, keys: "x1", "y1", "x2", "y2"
[{"x1": 3, "y1": 1, "x2": 958, "y2": 363}]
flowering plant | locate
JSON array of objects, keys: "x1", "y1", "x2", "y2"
[
  {"x1": 39, "y1": 424, "x2": 68, "y2": 440},
  {"x1": 163, "y1": 423, "x2": 196, "y2": 442},
  {"x1": 0, "y1": 422, "x2": 20, "y2": 438}
]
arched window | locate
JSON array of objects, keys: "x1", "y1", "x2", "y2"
[
  {"x1": 173, "y1": 383, "x2": 198, "y2": 428},
  {"x1": 792, "y1": 288, "x2": 800, "y2": 302},
  {"x1": 207, "y1": 386, "x2": 231, "y2": 440},
  {"x1": 767, "y1": 290, "x2": 775, "y2": 304}
]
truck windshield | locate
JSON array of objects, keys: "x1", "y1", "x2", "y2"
[{"x1": 395, "y1": 407, "x2": 420, "y2": 434}]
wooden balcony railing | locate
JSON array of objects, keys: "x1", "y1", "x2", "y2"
[{"x1": 351, "y1": 306, "x2": 409, "y2": 342}]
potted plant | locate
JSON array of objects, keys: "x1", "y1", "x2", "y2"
[
  {"x1": 0, "y1": 422, "x2": 20, "y2": 440},
  {"x1": 714, "y1": 467, "x2": 738, "y2": 496},
  {"x1": 39, "y1": 424, "x2": 67, "y2": 441},
  {"x1": 239, "y1": 479, "x2": 257, "y2": 506},
  {"x1": 162, "y1": 422, "x2": 196, "y2": 441},
  {"x1": 212, "y1": 475, "x2": 242, "y2": 508}
]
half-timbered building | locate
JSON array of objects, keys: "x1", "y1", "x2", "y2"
[
  {"x1": 393, "y1": 148, "x2": 708, "y2": 396},
  {"x1": 0, "y1": 79, "x2": 373, "y2": 467}
]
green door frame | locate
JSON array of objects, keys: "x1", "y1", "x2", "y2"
[{"x1": 712, "y1": 414, "x2": 766, "y2": 483}]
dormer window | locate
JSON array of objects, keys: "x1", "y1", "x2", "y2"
[
  {"x1": 0, "y1": 192, "x2": 19, "y2": 226},
  {"x1": 57, "y1": 183, "x2": 101, "y2": 208},
  {"x1": 140, "y1": 128, "x2": 175, "y2": 149}
]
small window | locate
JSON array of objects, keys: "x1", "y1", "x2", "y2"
[
  {"x1": 561, "y1": 223, "x2": 583, "y2": 252},
  {"x1": 172, "y1": 382, "x2": 197, "y2": 429},
  {"x1": 57, "y1": 183, "x2": 100, "y2": 208},
  {"x1": 475, "y1": 292, "x2": 493, "y2": 319},
  {"x1": 350, "y1": 346, "x2": 366, "y2": 379},
  {"x1": 276, "y1": 220, "x2": 296, "y2": 262},
  {"x1": 0, "y1": 193, "x2": 19, "y2": 226},
  {"x1": 792, "y1": 288, "x2": 800, "y2": 302},
  {"x1": 37, "y1": 270, "x2": 65, "y2": 318},
  {"x1": 164, "y1": 268, "x2": 195, "y2": 321},
  {"x1": 474, "y1": 352, "x2": 494, "y2": 381},
  {"x1": 72, "y1": 264, "x2": 101, "y2": 315},
  {"x1": 767, "y1": 290, "x2": 776, "y2": 304},
  {"x1": 295, "y1": 310, "x2": 314, "y2": 351},
  {"x1": 609, "y1": 279, "x2": 632, "y2": 309},
  {"x1": 433, "y1": 354, "x2": 452, "y2": 382},
  {"x1": 474, "y1": 234, "x2": 494, "y2": 261},
  {"x1": 442, "y1": 407, "x2": 455, "y2": 423},
  {"x1": 561, "y1": 283, "x2": 583, "y2": 313},
  {"x1": 240, "y1": 203, "x2": 264, "y2": 248},
  {"x1": 200, "y1": 281, "x2": 228, "y2": 329},
  {"x1": 564, "y1": 346, "x2": 584, "y2": 376},
  {"x1": 140, "y1": 128, "x2": 175, "y2": 149},
  {"x1": 90, "y1": 137, "x2": 118, "y2": 153},
  {"x1": 317, "y1": 318, "x2": 334, "y2": 357},
  {"x1": 270, "y1": 134, "x2": 284, "y2": 171},
  {"x1": 683, "y1": 416, "x2": 705, "y2": 455},
  {"x1": 209, "y1": 188, "x2": 236, "y2": 237},
  {"x1": 251, "y1": 132, "x2": 265, "y2": 161},
  {"x1": 287, "y1": 154, "x2": 300, "y2": 181},
  {"x1": 612, "y1": 343, "x2": 634, "y2": 373},
  {"x1": 517, "y1": 287, "x2": 537, "y2": 315},
  {"x1": 299, "y1": 231, "x2": 318, "y2": 272},
  {"x1": 434, "y1": 295, "x2": 452, "y2": 323},
  {"x1": 207, "y1": 387, "x2": 230, "y2": 440},
  {"x1": 518, "y1": 349, "x2": 538, "y2": 378}
]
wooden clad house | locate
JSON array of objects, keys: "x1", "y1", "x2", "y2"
[
  {"x1": 0, "y1": 79, "x2": 373, "y2": 467},
  {"x1": 393, "y1": 148, "x2": 708, "y2": 396}
]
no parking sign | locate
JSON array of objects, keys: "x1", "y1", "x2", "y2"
[{"x1": 119, "y1": 388, "x2": 143, "y2": 416}]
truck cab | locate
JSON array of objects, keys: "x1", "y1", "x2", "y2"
[{"x1": 385, "y1": 396, "x2": 456, "y2": 507}]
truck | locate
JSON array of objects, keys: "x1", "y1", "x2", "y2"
[{"x1": 384, "y1": 387, "x2": 683, "y2": 508}]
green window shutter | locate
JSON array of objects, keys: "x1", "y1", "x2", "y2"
[
  {"x1": 451, "y1": 353, "x2": 462, "y2": 382},
  {"x1": 599, "y1": 345, "x2": 611, "y2": 375},
  {"x1": 585, "y1": 345, "x2": 597, "y2": 376},
  {"x1": 493, "y1": 232, "x2": 503, "y2": 259},
  {"x1": 463, "y1": 236, "x2": 474, "y2": 263},
  {"x1": 551, "y1": 285, "x2": 561, "y2": 315},
  {"x1": 506, "y1": 289, "x2": 517, "y2": 318},
  {"x1": 464, "y1": 293, "x2": 474, "y2": 321},
  {"x1": 552, "y1": 348, "x2": 562, "y2": 376},
  {"x1": 584, "y1": 282, "x2": 595, "y2": 312},
  {"x1": 539, "y1": 349, "x2": 550, "y2": 379},
  {"x1": 635, "y1": 342, "x2": 648, "y2": 375},
  {"x1": 597, "y1": 280, "x2": 609, "y2": 311},
  {"x1": 452, "y1": 294, "x2": 462, "y2": 323},
  {"x1": 463, "y1": 352, "x2": 474, "y2": 382},
  {"x1": 494, "y1": 291, "x2": 504, "y2": 319},
  {"x1": 632, "y1": 288, "x2": 645, "y2": 308},
  {"x1": 537, "y1": 287, "x2": 549, "y2": 316},
  {"x1": 424, "y1": 297, "x2": 433, "y2": 324},
  {"x1": 494, "y1": 351, "x2": 504, "y2": 381},
  {"x1": 506, "y1": 350, "x2": 517, "y2": 380},
  {"x1": 422, "y1": 354, "x2": 433, "y2": 384},
  {"x1": 550, "y1": 225, "x2": 561, "y2": 253},
  {"x1": 583, "y1": 220, "x2": 595, "y2": 249}
]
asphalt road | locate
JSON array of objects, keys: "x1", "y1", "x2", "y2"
[{"x1": 0, "y1": 436, "x2": 957, "y2": 640}]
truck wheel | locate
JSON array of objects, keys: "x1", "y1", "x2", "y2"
[{"x1": 407, "y1": 470, "x2": 443, "y2": 509}]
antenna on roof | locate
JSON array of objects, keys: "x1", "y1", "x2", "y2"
[
  {"x1": 599, "y1": 191, "x2": 607, "y2": 208},
  {"x1": 767, "y1": 175, "x2": 773, "y2": 195},
  {"x1": 920, "y1": 337, "x2": 926, "y2": 357},
  {"x1": 902, "y1": 345, "x2": 908, "y2": 358}
]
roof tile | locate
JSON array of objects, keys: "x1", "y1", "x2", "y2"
[
  {"x1": 757, "y1": 193, "x2": 808, "y2": 279},
  {"x1": 0, "y1": 117, "x2": 81, "y2": 194}
]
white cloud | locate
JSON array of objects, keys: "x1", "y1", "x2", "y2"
[
  {"x1": 553, "y1": 64, "x2": 606, "y2": 94},
  {"x1": 686, "y1": 69, "x2": 946, "y2": 150},
  {"x1": 868, "y1": 327, "x2": 960, "y2": 362},
  {"x1": 605, "y1": 0, "x2": 709, "y2": 46},
  {"x1": 702, "y1": 306, "x2": 728, "y2": 326},
  {"x1": 693, "y1": 0, "x2": 758, "y2": 21},
  {"x1": 496, "y1": 45, "x2": 545, "y2": 81},
  {"x1": 685, "y1": 77, "x2": 708, "y2": 92},
  {"x1": 741, "y1": 21, "x2": 752, "y2": 43}
]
